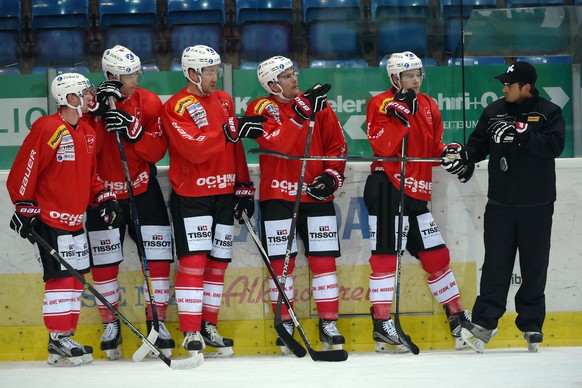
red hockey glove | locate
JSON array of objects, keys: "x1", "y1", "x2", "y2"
[
  {"x1": 95, "y1": 190, "x2": 123, "y2": 229},
  {"x1": 386, "y1": 88, "x2": 418, "y2": 126},
  {"x1": 233, "y1": 183, "x2": 255, "y2": 223},
  {"x1": 88, "y1": 80, "x2": 123, "y2": 116},
  {"x1": 104, "y1": 109, "x2": 143, "y2": 143},
  {"x1": 306, "y1": 169, "x2": 344, "y2": 201},
  {"x1": 10, "y1": 201, "x2": 40, "y2": 239}
]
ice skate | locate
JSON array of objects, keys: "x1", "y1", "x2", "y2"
[
  {"x1": 182, "y1": 331, "x2": 206, "y2": 356},
  {"x1": 275, "y1": 320, "x2": 294, "y2": 355},
  {"x1": 447, "y1": 309, "x2": 471, "y2": 350},
  {"x1": 371, "y1": 315, "x2": 409, "y2": 353},
  {"x1": 47, "y1": 333, "x2": 85, "y2": 367},
  {"x1": 201, "y1": 320, "x2": 234, "y2": 357},
  {"x1": 523, "y1": 331, "x2": 543, "y2": 353},
  {"x1": 147, "y1": 320, "x2": 175, "y2": 358},
  {"x1": 68, "y1": 336, "x2": 94, "y2": 364},
  {"x1": 101, "y1": 319, "x2": 122, "y2": 360},
  {"x1": 319, "y1": 319, "x2": 345, "y2": 351},
  {"x1": 460, "y1": 321, "x2": 495, "y2": 354}
]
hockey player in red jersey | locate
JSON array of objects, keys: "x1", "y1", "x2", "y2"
[
  {"x1": 7, "y1": 73, "x2": 122, "y2": 366},
  {"x1": 364, "y1": 51, "x2": 470, "y2": 352},
  {"x1": 244, "y1": 56, "x2": 348, "y2": 354},
  {"x1": 161, "y1": 45, "x2": 265, "y2": 357},
  {"x1": 86, "y1": 45, "x2": 174, "y2": 359}
]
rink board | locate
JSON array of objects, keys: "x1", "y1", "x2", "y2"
[{"x1": 1, "y1": 160, "x2": 582, "y2": 360}]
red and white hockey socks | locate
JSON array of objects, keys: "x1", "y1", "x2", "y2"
[
  {"x1": 419, "y1": 248, "x2": 463, "y2": 314},
  {"x1": 368, "y1": 254, "x2": 397, "y2": 320},
  {"x1": 175, "y1": 254, "x2": 206, "y2": 332},
  {"x1": 268, "y1": 258, "x2": 296, "y2": 321},
  {"x1": 43, "y1": 276, "x2": 84, "y2": 334},
  {"x1": 201, "y1": 258, "x2": 228, "y2": 325},
  {"x1": 308, "y1": 256, "x2": 339, "y2": 320},
  {"x1": 91, "y1": 265, "x2": 120, "y2": 323},
  {"x1": 143, "y1": 261, "x2": 171, "y2": 321}
]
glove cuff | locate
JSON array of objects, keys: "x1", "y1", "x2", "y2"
[
  {"x1": 323, "y1": 169, "x2": 344, "y2": 191},
  {"x1": 95, "y1": 189, "x2": 116, "y2": 207}
]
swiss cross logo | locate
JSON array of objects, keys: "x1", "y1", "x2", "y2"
[
  {"x1": 100, "y1": 240, "x2": 111, "y2": 245},
  {"x1": 198, "y1": 226, "x2": 208, "y2": 231},
  {"x1": 276, "y1": 229, "x2": 288, "y2": 236},
  {"x1": 319, "y1": 226, "x2": 330, "y2": 231},
  {"x1": 153, "y1": 235, "x2": 164, "y2": 240}
]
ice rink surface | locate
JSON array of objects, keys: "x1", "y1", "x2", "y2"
[{"x1": 1, "y1": 347, "x2": 581, "y2": 388}]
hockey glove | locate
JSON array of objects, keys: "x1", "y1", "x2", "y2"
[
  {"x1": 95, "y1": 190, "x2": 123, "y2": 229},
  {"x1": 306, "y1": 169, "x2": 344, "y2": 201},
  {"x1": 10, "y1": 201, "x2": 40, "y2": 239},
  {"x1": 386, "y1": 88, "x2": 418, "y2": 126},
  {"x1": 489, "y1": 120, "x2": 518, "y2": 144},
  {"x1": 104, "y1": 109, "x2": 143, "y2": 143},
  {"x1": 238, "y1": 116, "x2": 267, "y2": 139},
  {"x1": 292, "y1": 83, "x2": 332, "y2": 121},
  {"x1": 223, "y1": 117, "x2": 239, "y2": 143},
  {"x1": 441, "y1": 142, "x2": 469, "y2": 175},
  {"x1": 88, "y1": 80, "x2": 124, "y2": 116},
  {"x1": 233, "y1": 183, "x2": 255, "y2": 223},
  {"x1": 457, "y1": 162, "x2": 475, "y2": 183}
]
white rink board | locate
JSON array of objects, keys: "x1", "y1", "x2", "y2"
[{"x1": 1, "y1": 158, "x2": 581, "y2": 313}]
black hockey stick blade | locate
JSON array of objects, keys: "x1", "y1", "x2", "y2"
[
  {"x1": 393, "y1": 315, "x2": 420, "y2": 355},
  {"x1": 274, "y1": 316, "x2": 307, "y2": 358},
  {"x1": 308, "y1": 347, "x2": 349, "y2": 362}
]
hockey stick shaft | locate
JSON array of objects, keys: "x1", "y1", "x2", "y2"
[
  {"x1": 393, "y1": 136, "x2": 420, "y2": 355},
  {"x1": 242, "y1": 212, "x2": 347, "y2": 362},
  {"x1": 274, "y1": 114, "x2": 316, "y2": 327},
  {"x1": 109, "y1": 97, "x2": 160, "y2": 361},
  {"x1": 28, "y1": 229, "x2": 202, "y2": 369},
  {"x1": 249, "y1": 148, "x2": 448, "y2": 163}
]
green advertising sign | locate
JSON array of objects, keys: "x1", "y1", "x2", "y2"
[{"x1": 0, "y1": 65, "x2": 573, "y2": 169}]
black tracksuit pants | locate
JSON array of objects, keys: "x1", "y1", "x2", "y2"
[{"x1": 472, "y1": 201, "x2": 554, "y2": 333}]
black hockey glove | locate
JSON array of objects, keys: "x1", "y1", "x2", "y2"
[
  {"x1": 306, "y1": 169, "x2": 344, "y2": 201},
  {"x1": 292, "y1": 83, "x2": 332, "y2": 121},
  {"x1": 441, "y1": 142, "x2": 469, "y2": 175},
  {"x1": 238, "y1": 115, "x2": 267, "y2": 139},
  {"x1": 104, "y1": 109, "x2": 144, "y2": 143},
  {"x1": 489, "y1": 120, "x2": 529, "y2": 144},
  {"x1": 386, "y1": 88, "x2": 418, "y2": 126},
  {"x1": 10, "y1": 201, "x2": 40, "y2": 239},
  {"x1": 233, "y1": 183, "x2": 255, "y2": 223},
  {"x1": 88, "y1": 80, "x2": 123, "y2": 116},
  {"x1": 457, "y1": 162, "x2": 475, "y2": 183},
  {"x1": 95, "y1": 190, "x2": 123, "y2": 229}
]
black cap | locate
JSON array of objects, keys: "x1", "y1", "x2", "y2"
[{"x1": 495, "y1": 62, "x2": 537, "y2": 85}]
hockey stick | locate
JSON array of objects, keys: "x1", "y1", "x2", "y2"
[
  {"x1": 249, "y1": 148, "x2": 445, "y2": 163},
  {"x1": 393, "y1": 136, "x2": 420, "y2": 355},
  {"x1": 109, "y1": 97, "x2": 161, "y2": 361},
  {"x1": 28, "y1": 229, "x2": 203, "y2": 369},
  {"x1": 242, "y1": 212, "x2": 348, "y2": 361},
  {"x1": 274, "y1": 113, "x2": 315, "y2": 336}
]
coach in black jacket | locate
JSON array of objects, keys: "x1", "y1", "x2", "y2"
[{"x1": 440, "y1": 61, "x2": 565, "y2": 353}]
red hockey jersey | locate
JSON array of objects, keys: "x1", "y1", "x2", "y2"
[
  {"x1": 245, "y1": 96, "x2": 347, "y2": 203},
  {"x1": 161, "y1": 88, "x2": 250, "y2": 197},
  {"x1": 366, "y1": 86, "x2": 446, "y2": 201},
  {"x1": 90, "y1": 87, "x2": 167, "y2": 199},
  {"x1": 7, "y1": 114, "x2": 106, "y2": 231}
]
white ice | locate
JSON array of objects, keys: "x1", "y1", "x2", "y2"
[{"x1": 1, "y1": 347, "x2": 581, "y2": 388}]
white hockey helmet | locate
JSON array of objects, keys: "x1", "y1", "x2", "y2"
[
  {"x1": 102, "y1": 45, "x2": 142, "y2": 80},
  {"x1": 386, "y1": 51, "x2": 424, "y2": 88},
  {"x1": 257, "y1": 56, "x2": 295, "y2": 99},
  {"x1": 181, "y1": 45, "x2": 222, "y2": 93},
  {"x1": 51, "y1": 72, "x2": 93, "y2": 115}
]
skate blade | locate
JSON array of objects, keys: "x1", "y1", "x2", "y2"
[
  {"x1": 460, "y1": 328, "x2": 485, "y2": 354},
  {"x1": 105, "y1": 346, "x2": 122, "y2": 360},
  {"x1": 455, "y1": 337, "x2": 470, "y2": 351},
  {"x1": 527, "y1": 342, "x2": 540, "y2": 352},
  {"x1": 322, "y1": 342, "x2": 344, "y2": 351},
  {"x1": 81, "y1": 353, "x2": 94, "y2": 364},
  {"x1": 279, "y1": 346, "x2": 293, "y2": 356},
  {"x1": 204, "y1": 347, "x2": 234, "y2": 358},
  {"x1": 374, "y1": 342, "x2": 410, "y2": 354},
  {"x1": 47, "y1": 354, "x2": 84, "y2": 367}
]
